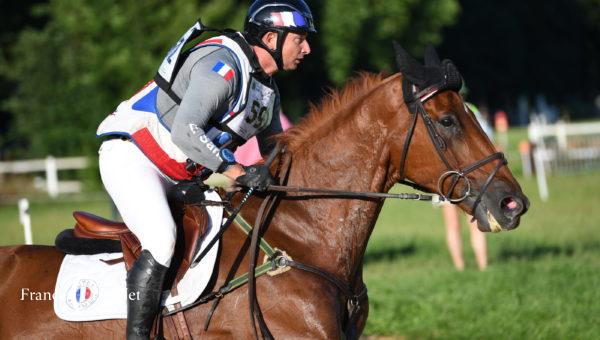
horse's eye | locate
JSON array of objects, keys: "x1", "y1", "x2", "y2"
[{"x1": 440, "y1": 116, "x2": 454, "y2": 127}]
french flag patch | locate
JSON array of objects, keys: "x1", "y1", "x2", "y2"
[{"x1": 212, "y1": 61, "x2": 234, "y2": 81}]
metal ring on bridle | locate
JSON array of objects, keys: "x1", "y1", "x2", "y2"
[{"x1": 437, "y1": 170, "x2": 471, "y2": 203}]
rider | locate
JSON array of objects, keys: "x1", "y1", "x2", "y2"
[{"x1": 96, "y1": 0, "x2": 315, "y2": 338}]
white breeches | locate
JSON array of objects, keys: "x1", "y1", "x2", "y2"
[{"x1": 99, "y1": 139, "x2": 177, "y2": 267}]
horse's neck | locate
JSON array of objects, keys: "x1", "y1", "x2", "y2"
[{"x1": 277, "y1": 81, "x2": 399, "y2": 283}]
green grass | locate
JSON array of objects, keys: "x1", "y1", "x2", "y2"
[
  {"x1": 364, "y1": 172, "x2": 600, "y2": 338},
  {"x1": 1, "y1": 127, "x2": 599, "y2": 338}
]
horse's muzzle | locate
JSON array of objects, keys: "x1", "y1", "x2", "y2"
[{"x1": 467, "y1": 181, "x2": 530, "y2": 232}]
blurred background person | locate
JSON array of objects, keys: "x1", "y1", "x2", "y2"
[
  {"x1": 235, "y1": 112, "x2": 292, "y2": 166},
  {"x1": 442, "y1": 100, "x2": 494, "y2": 271}
]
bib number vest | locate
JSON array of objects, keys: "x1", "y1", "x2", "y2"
[{"x1": 97, "y1": 26, "x2": 277, "y2": 181}]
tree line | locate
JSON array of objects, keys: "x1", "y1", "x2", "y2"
[{"x1": 0, "y1": 0, "x2": 598, "y2": 160}]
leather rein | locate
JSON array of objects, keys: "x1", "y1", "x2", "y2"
[
  {"x1": 244, "y1": 146, "x2": 369, "y2": 340},
  {"x1": 264, "y1": 84, "x2": 507, "y2": 214}
]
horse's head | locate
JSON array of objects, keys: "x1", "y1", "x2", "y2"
[{"x1": 390, "y1": 42, "x2": 529, "y2": 232}]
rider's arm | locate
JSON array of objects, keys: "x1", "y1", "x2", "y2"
[{"x1": 170, "y1": 50, "x2": 244, "y2": 177}]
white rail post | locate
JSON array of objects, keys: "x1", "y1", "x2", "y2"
[
  {"x1": 45, "y1": 155, "x2": 59, "y2": 198},
  {"x1": 18, "y1": 198, "x2": 33, "y2": 245},
  {"x1": 528, "y1": 116, "x2": 550, "y2": 201},
  {"x1": 533, "y1": 147, "x2": 550, "y2": 201},
  {"x1": 556, "y1": 120, "x2": 568, "y2": 150}
]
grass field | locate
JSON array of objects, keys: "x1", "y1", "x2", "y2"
[
  {"x1": 1, "y1": 128, "x2": 599, "y2": 338},
  {"x1": 364, "y1": 172, "x2": 600, "y2": 339}
]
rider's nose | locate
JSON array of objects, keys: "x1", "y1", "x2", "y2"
[{"x1": 302, "y1": 41, "x2": 311, "y2": 55}]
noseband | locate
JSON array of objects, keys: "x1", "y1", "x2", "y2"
[{"x1": 397, "y1": 84, "x2": 507, "y2": 213}]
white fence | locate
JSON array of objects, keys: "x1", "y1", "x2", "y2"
[
  {"x1": 0, "y1": 156, "x2": 89, "y2": 198},
  {"x1": 528, "y1": 117, "x2": 600, "y2": 201}
]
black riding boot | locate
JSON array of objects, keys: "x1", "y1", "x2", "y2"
[{"x1": 126, "y1": 250, "x2": 168, "y2": 340}]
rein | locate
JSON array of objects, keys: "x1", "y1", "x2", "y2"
[
  {"x1": 266, "y1": 185, "x2": 438, "y2": 201},
  {"x1": 243, "y1": 148, "x2": 370, "y2": 339}
]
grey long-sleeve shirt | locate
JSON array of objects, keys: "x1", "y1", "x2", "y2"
[{"x1": 156, "y1": 45, "x2": 282, "y2": 171}]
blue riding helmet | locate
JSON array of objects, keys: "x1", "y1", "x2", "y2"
[{"x1": 244, "y1": 0, "x2": 316, "y2": 70}]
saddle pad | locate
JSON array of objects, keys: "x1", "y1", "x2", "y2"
[{"x1": 53, "y1": 190, "x2": 223, "y2": 321}]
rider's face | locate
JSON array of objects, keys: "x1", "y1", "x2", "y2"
[{"x1": 281, "y1": 32, "x2": 311, "y2": 71}]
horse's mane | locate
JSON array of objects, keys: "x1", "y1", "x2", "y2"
[{"x1": 277, "y1": 72, "x2": 388, "y2": 152}]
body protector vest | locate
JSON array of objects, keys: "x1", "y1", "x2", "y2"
[{"x1": 96, "y1": 22, "x2": 278, "y2": 181}]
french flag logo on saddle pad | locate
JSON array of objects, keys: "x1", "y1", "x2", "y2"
[
  {"x1": 65, "y1": 279, "x2": 99, "y2": 311},
  {"x1": 212, "y1": 61, "x2": 234, "y2": 81}
]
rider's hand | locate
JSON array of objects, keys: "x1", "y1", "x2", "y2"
[
  {"x1": 221, "y1": 163, "x2": 245, "y2": 181},
  {"x1": 235, "y1": 165, "x2": 275, "y2": 191}
]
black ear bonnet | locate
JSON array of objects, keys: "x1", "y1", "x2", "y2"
[{"x1": 393, "y1": 41, "x2": 463, "y2": 104}]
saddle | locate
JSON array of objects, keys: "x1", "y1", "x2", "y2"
[{"x1": 71, "y1": 202, "x2": 209, "y2": 284}]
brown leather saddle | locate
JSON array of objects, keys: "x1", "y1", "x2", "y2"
[{"x1": 72, "y1": 203, "x2": 209, "y2": 285}]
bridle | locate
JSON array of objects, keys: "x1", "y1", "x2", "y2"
[{"x1": 397, "y1": 83, "x2": 507, "y2": 213}]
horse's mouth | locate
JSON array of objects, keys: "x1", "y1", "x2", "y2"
[
  {"x1": 485, "y1": 209, "x2": 502, "y2": 233},
  {"x1": 470, "y1": 193, "x2": 529, "y2": 233}
]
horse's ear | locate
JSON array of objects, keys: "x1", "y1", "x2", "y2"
[
  {"x1": 393, "y1": 41, "x2": 422, "y2": 74},
  {"x1": 424, "y1": 43, "x2": 441, "y2": 67}
]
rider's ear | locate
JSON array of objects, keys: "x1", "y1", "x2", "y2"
[{"x1": 262, "y1": 31, "x2": 279, "y2": 50}]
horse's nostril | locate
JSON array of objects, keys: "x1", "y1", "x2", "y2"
[
  {"x1": 503, "y1": 197, "x2": 518, "y2": 210},
  {"x1": 500, "y1": 196, "x2": 522, "y2": 218}
]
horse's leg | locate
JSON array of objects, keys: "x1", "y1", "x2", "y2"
[{"x1": 0, "y1": 246, "x2": 126, "y2": 339}]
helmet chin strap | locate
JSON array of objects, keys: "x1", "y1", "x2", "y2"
[{"x1": 256, "y1": 30, "x2": 288, "y2": 72}]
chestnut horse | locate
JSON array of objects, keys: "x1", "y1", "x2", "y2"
[{"x1": 0, "y1": 45, "x2": 528, "y2": 339}]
